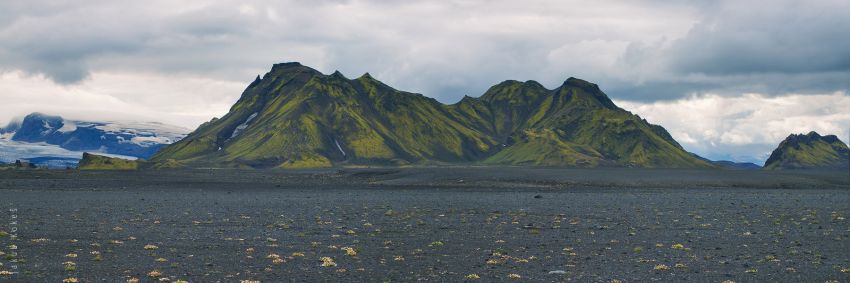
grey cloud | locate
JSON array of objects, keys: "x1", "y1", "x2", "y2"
[
  {"x1": 613, "y1": 0, "x2": 850, "y2": 101},
  {"x1": 666, "y1": 1, "x2": 850, "y2": 75},
  {"x1": 0, "y1": 0, "x2": 848, "y2": 103},
  {"x1": 0, "y1": 1, "x2": 150, "y2": 83},
  {"x1": 605, "y1": 71, "x2": 850, "y2": 102},
  {"x1": 0, "y1": 1, "x2": 692, "y2": 92}
]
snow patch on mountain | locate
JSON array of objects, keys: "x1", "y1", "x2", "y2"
[
  {"x1": 130, "y1": 136, "x2": 176, "y2": 146},
  {"x1": 57, "y1": 120, "x2": 77, "y2": 132},
  {"x1": 230, "y1": 112, "x2": 258, "y2": 139},
  {"x1": 94, "y1": 121, "x2": 187, "y2": 146},
  {"x1": 41, "y1": 120, "x2": 55, "y2": 134},
  {"x1": 335, "y1": 139, "x2": 346, "y2": 156}
]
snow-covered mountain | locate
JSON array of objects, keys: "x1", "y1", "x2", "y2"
[{"x1": 0, "y1": 113, "x2": 189, "y2": 167}]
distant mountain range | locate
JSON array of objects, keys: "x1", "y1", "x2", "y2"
[
  {"x1": 0, "y1": 113, "x2": 188, "y2": 167},
  {"x1": 711, "y1": 160, "x2": 762, "y2": 170},
  {"x1": 151, "y1": 62, "x2": 715, "y2": 168},
  {"x1": 764, "y1": 131, "x2": 849, "y2": 170}
]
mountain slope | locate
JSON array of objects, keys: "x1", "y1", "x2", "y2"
[
  {"x1": 764, "y1": 132, "x2": 849, "y2": 170},
  {"x1": 455, "y1": 78, "x2": 709, "y2": 167},
  {"x1": 153, "y1": 63, "x2": 497, "y2": 168},
  {"x1": 153, "y1": 62, "x2": 712, "y2": 169}
]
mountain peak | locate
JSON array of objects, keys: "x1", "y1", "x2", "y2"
[
  {"x1": 267, "y1": 62, "x2": 322, "y2": 77},
  {"x1": 523, "y1": 80, "x2": 544, "y2": 88},
  {"x1": 271, "y1": 62, "x2": 304, "y2": 69},
  {"x1": 562, "y1": 77, "x2": 600, "y2": 91},
  {"x1": 784, "y1": 131, "x2": 844, "y2": 146},
  {"x1": 330, "y1": 70, "x2": 347, "y2": 79},
  {"x1": 557, "y1": 77, "x2": 617, "y2": 109},
  {"x1": 248, "y1": 75, "x2": 262, "y2": 88}
]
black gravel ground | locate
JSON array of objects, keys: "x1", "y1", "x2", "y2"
[{"x1": 0, "y1": 168, "x2": 848, "y2": 282}]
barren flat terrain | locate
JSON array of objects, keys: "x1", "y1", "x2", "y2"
[{"x1": 1, "y1": 168, "x2": 849, "y2": 282}]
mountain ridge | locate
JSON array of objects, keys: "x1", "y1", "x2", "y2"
[{"x1": 151, "y1": 62, "x2": 714, "y2": 169}]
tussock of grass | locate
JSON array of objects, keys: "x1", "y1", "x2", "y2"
[
  {"x1": 342, "y1": 247, "x2": 357, "y2": 256},
  {"x1": 320, "y1": 257, "x2": 337, "y2": 267}
]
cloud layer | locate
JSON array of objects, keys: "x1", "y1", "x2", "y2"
[
  {"x1": 1, "y1": 0, "x2": 848, "y2": 163},
  {"x1": 0, "y1": 71, "x2": 242, "y2": 128}
]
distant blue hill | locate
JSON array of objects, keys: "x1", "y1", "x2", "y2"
[
  {"x1": 711, "y1": 160, "x2": 762, "y2": 170},
  {"x1": 22, "y1": 157, "x2": 80, "y2": 169}
]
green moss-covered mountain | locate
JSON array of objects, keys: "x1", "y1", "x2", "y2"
[
  {"x1": 78, "y1": 153, "x2": 140, "y2": 170},
  {"x1": 763, "y1": 132, "x2": 849, "y2": 170},
  {"x1": 152, "y1": 62, "x2": 713, "y2": 168}
]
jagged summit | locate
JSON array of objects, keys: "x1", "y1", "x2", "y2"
[
  {"x1": 271, "y1": 61, "x2": 305, "y2": 69},
  {"x1": 152, "y1": 62, "x2": 712, "y2": 169},
  {"x1": 562, "y1": 77, "x2": 600, "y2": 90},
  {"x1": 330, "y1": 70, "x2": 346, "y2": 78},
  {"x1": 248, "y1": 75, "x2": 262, "y2": 88}
]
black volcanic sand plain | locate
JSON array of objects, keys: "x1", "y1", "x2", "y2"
[{"x1": 0, "y1": 168, "x2": 849, "y2": 282}]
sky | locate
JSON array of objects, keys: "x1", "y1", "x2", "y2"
[{"x1": 1, "y1": 0, "x2": 848, "y2": 164}]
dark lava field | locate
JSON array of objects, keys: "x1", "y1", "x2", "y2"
[{"x1": 0, "y1": 168, "x2": 848, "y2": 282}]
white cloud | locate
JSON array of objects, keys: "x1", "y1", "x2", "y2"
[{"x1": 617, "y1": 92, "x2": 850, "y2": 164}]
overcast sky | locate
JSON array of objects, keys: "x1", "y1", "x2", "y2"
[{"x1": 1, "y1": 0, "x2": 848, "y2": 164}]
